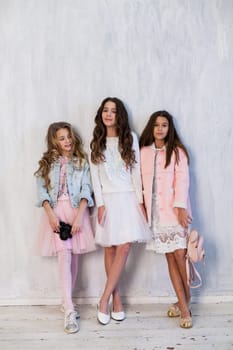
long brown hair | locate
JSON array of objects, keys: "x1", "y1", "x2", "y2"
[
  {"x1": 139, "y1": 110, "x2": 189, "y2": 167},
  {"x1": 90, "y1": 97, "x2": 136, "y2": 168},
  {"x1": 34, "y1": 122, "x2": 86, "y2": 189}
]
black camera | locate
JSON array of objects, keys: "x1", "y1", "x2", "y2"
[{"x1": 57, "y1": 221, "x2": 72, "y2": 241}]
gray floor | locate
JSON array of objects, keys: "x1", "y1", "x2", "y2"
[{"x1": 0, "y1": 303, "x2": 232, "y2": 350}]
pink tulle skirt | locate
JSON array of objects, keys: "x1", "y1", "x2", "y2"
[{"x1": 35, "y1": 199, "x2": 96, "y2": 256}]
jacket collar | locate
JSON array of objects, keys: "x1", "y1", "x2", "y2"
[{"x1": 151, "y1": 143, "x2": 166, "y2": 151}]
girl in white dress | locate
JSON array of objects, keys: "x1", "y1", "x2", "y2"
[
  {"x1": 140, "y1": 111, "x2": 193, "y2": 328},
  {"x1": 90, "y1": 97, "x2": 151, "y2": 325}
]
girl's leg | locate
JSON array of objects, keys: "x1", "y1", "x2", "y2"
[
  {"x1": 104, "y1": 247, "x2": 123, "y2": 312},
  {"x1": 57, "y1": 249, "x2": 74, "y2": 312},
  {"x1": 70, "y1": 253, "x2": 80, "y2": 316},
  {"x1": 99, "y1": 243, "x2": 131, "y2": 314},
  {"x1": 71, "y1": 253, "x2": 79, "y2": 292},
  {"x1": 57, "y1": 251, "x2": 79, "y2": 334},
  {"x1": 174, "y1": 249, "x2": 191, "y2": 305},
  {"x1": 165, "y1": 252, "x2": 190, "y2": 318}
]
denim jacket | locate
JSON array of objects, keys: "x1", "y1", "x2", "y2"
[{"x1": 36, "y1": 157, "x2": 94, "y2": 208}]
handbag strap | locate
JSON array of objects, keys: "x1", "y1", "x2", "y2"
[{"x1": 186, "y1": 258, "x2": 202, "y2": 289}]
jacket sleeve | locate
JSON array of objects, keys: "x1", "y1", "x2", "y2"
[
  {"x1": 173, "y1": 148, "x2": 189, "y2": 209},
  {"x1": 131, "y1": 132, "x2": 143, "y2": 203},
  {"x1": 79, "y1": 161, "x2": 94, "y2": 207},
  {"x1": 35, "y1": 176, "x2": 51, "y2": 207}
]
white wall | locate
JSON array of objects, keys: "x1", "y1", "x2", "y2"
[{"x1": 1, "y1": 0, "x2": 232, "y2": 305}]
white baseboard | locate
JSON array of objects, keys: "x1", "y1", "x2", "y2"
[{"x1": 0, "y1": 295, "x2": 233, "y2": 306}]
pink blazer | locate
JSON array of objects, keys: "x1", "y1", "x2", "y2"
[{"x1": 140, "y1": 145, "x2": 191, "y2": 226}]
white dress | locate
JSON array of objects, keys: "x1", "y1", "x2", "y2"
[
  {"x1": 146, "y1": 148, "x2": 188, "y2": 253},
  {"x1": 90, "y1": 133, "x2": 151, "y2": 247}
]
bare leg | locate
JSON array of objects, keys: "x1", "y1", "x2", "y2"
[
  {"x1": 174, "y1": 249, "x2": 191, "y2": 305},
  {"x1": 99, "y1": 243, "x2": 131, "y2": 314},
  {"x1": 104, "y1": 247, "x2": 123, "y2": 312},
  {"x1": 166, "y1": 252, "x2": 190, "y2": 318}
]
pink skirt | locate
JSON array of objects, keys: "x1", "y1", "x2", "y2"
[{"x1": 35, "y1": 199, "x2": 96, "y2": 256}]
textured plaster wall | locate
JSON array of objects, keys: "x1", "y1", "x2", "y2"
[{"x1": 0, "y1": 0, "x2": 232, "y2": 304}]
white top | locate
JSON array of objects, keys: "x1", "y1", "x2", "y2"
[{"x1": 89, "y1": 132, "x2": 143, "y2": 207}]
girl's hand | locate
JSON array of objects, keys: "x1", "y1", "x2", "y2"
[
  {"x1": 71, "y1": 198, "x2": 88, "y2": 235},
  {"x1": 71, "y1": 213, "x2": 83, "y2": 235},
  {"x1": 98, "y1": 205, "x2": 106, "y2": 226},
  {"x1": 48, "y1": 212, "x2": 60, "y2": 232},
  {"x1": 140, "y1": 203, "x2": 148, "y2": 221},
  {"x1": 43, "y1": 201, "x2": 59, "y2": 232},
  {"x1": 176, "y1": 208, "x2": 192, "y2": 228}
]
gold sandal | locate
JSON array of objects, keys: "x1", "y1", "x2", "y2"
[
  {"x1": 180, "y1": 311, "x2": 192, "y2": 328},
  {"x1": 167, "y1": 304, "x2": 181, "y2": 317}
]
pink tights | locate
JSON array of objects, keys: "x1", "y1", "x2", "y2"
[{"x1": 57, "y1": 250, "x2": 78, "y2": 312}]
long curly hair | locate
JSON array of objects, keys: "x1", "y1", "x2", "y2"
[
  {"x1": 139, "y1": 110, "x2": 189, "y2": 167},
  {"x1": 90, "y1": 97, "x2": 136, "y2": 168},
  {"x1": 34, "y1": 122, "x2": 86, "y2": 189}
]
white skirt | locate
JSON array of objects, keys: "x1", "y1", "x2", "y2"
[
  {"x1": 95, "y1": 192, "x2": 151, "y2": 247},
  {"x1": 146, "y1": 188, "x2": 188, "y2": 253},
  {"x1": 146, "y1": 223, "x2": 188, "y2": 253}
]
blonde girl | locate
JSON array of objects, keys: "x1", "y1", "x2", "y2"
[{"x1": 34, "y1": 122, "x2": 96, "y2": 333}]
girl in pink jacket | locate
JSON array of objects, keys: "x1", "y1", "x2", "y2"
[{"x1": 140, "y1": 110, "x2": 192, "y2": 329}]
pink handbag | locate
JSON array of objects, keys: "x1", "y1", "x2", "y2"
[{"x1": 186, "y1": 229, "x2": 205, "y2": 288}]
